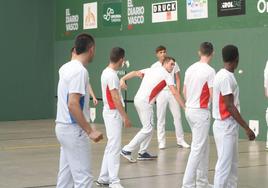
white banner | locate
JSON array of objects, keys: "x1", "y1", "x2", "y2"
[
  {"x1": 187, "y1": 0, "x2": 208, "y2": 20},
  {"x1": 152, "y1": 1, "x2": 177, "y2": 23},
  {"x1": 90, "y1": 108, "x2": 96, "y2": 122},
  {"x1": 83, "y1": 2, "x2": 98, "y2": 29}
]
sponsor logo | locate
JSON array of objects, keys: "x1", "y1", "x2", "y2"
[
  {"x1": 127, "y1": 0, "x2": 145, "y2": 27},
  {"x1": 152, "y1": 1, "x2": 177, "y2": 23},
  {"x1": 186, "y1": 0, "x2": 208, "y2": 20},
  {"x1": 103, "y1": 2, "x2": 122, "y2": 26},
  {"x1": 65, "y1": 8, "x2": 79, "y2": 31},
  {"x1": 217, "y1": 0, "x2": 245, "y2": 17},
  {"x1": 83, "y1": 2, "x2": 98, "y2": 30},
  {"x1": 257, "y1": 0, "x2": 268, "y2": 13}
]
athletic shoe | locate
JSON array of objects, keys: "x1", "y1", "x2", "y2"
[
  {"x1": 158, "y1": 143, "x2": 166, "y2": 150},
  {"x1": 177, "y1": 140, "x2": 190, "y2": 148},
  {"x1": 120, "y1": 149, "x2": 137, "y2": 163},
  {"x1": 109, "y1": 183, "x2": 124, "y2": 188},
  {"x1": 266, "y1": 146, "x2": 268, "y2": 151},
  {"x1": 137, "y1": 152, "x2": 157, "y2": 161},
  {"x1": 95, "y1": 180, "x2": 109, "y2": 187}
]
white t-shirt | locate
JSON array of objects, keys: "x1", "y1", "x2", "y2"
[
  {"x1": 101, "y1": 67, "x2": 124, "y2": 110},
  {"x1": 56, "y1": 60, "x2": 90, "y2": 124},
  {"x1": 212, "y1": 68, "x2": 240, "y2": 120},
  {"x1": 135, "y1": 66, "x2": 175, "y2": 104},
  {"x1": 151, "y1": 61, "x2": 180, "y2": 90},
  {"x1": 184, "y1": 62, "x2": 215, "y2": 109}
]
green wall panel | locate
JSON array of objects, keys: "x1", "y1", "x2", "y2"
[{"x1": 0, "y1": 0, "x2": 54, "y2": 120}]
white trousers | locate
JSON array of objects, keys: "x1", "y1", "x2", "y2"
[
  {"x1": 123, "y1": 99, "x2": 154, "y2": 154},
  {"x1": 156, "y1": 90, "x2": 184, "y2": 146},
  {"x1": 98, "y1": 109, "x2": 122, "y2": 185},
  {"x1": 55, "y1": 123, "x2": 93, "y2": 188},
  {"x1": 266, "y1": 110, "x2": 268, "y2": 147},
  {"x1": 182, "y1": 108, "x2": 210, "y2": 188},
  {"x1": 213, "y1": 117, "x2": 239, "y2": 188}
]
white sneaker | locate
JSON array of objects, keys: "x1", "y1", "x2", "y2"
[
  {"x1": 177, "y1": 140, "x2": 190, "y2": 148},
  {"x1": 158, "y1": 143, "x2": 166, "y2": 150},
  {"x1": 109, "y1": 183, "x2": 124, "y2": 188},
  {"x1": 265, "y1": 146, "x2": 268, "y2": 151}
]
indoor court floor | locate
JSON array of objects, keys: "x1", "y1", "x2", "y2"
[{"x1": 0, "y1": 120, "x2": 268, "y2": 188}]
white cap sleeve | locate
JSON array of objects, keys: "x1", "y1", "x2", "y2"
[
  {"x1": 107, "y1": 73, "x2": 119, "y2": 90},
  {"x1": 68, "y1": 70, "x2": 87, "y2": 95},
  {"x1": 219, "y1": 77, "x2": 233, "y2": 96}
]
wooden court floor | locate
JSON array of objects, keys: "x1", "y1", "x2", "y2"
[{"x1": 0, "y1": 120, "x2": 267, "y2": 188}]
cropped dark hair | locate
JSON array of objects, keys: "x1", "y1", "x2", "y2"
[
  {"x1": 110, "y1": 47, "x2": 125, "y2": 63},
  {"x1": 222, "y1": 45, "x2": 239, "y2": 63},
  {"x1": 199, "y1": 42, "x2": 214, "y2": 56},
  {"x1": 155, "y1": 45, "x2": 166, "y2": 53},
  {"x1": 74, "y1": 33, "x2": 95, "y2": 55}
]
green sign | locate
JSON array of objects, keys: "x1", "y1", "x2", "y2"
[
  {"x1": 56, "y1": 0, "x2": 268, "y2": 41},
  {"x1": 102, "y1": 2, "x2": 122, "y2": 26}
]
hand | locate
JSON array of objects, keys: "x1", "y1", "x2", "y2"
[
  {"x1": 137, "y1": 71, "x2": 144, "y2": 79},
  {"x1": 120, "y1": 79, "x2": 127, "y2": 90},
  {"x1": 93, "y1": 97, "x2": 98, "y2": 106},
  {"x1": 88, "y1": 129, "x2": 103, "y2": 142},
  {"x1": 123, "y1": 117, "x2": 132, "y2": 128},
  {"x1": 246, "y1": 128, "x2": 255, "y2": 141}
]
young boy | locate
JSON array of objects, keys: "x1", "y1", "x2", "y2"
[
  {"x1": 96, "y1": 47, "x2": 132, "y2": 188},
  {"x1": 120, "y1": 56, "x2": 185, "y2": 162},
  {"x1": 182, "y1": 42, "x2": 215, "y2": 188},
  {"x1": 213, "y1": 45, "x2": 255, "y2": 187},
  {"x1": 151, "y1": 45, "x2": 189, "y2": 149}
]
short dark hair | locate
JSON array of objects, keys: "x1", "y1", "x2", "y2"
[
  {"x1": 163, "y1": 56, "x2": 175, "y2": 64},
  {"x1": 110, "y1": 47, "x2": 125, "y2": 63},
  {"x1": 155, "y1": 45, "x2": 166, "y2": 53},
  {"x1": 199, "y1": 42, "x2": 213, "y2": 56},
  {"x1": 74, "y1": 33, "x2": 95, "y2": 55},
  {"x1": 222, "y1": 45, "x2": 239, "y2": 63}
]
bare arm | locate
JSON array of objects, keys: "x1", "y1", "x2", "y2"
[
  {"x1": 169, "y1": 85, "x2": 185, "y2": 109},
  {"x1": 110, "y1": 89, "x2": 131, "y2": 128},
  {"x1": 88, "y1": 84, "x2": 98, "y2": 106},
  {"x1": 120, "y1": 71, "x2": 143, "y2": 89},
  {"x1": 223, "y1": 94, "x2": 255, "y2": 140},
  {"x1": 175, "y1": 72, "x2": 181, "y2": 92},
  {"x1": 68, "y1": 93, "x2": 103, "y2": 142},
  {"x1": 183, "y1": 85, "x2": 187, "y2": 101}
]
